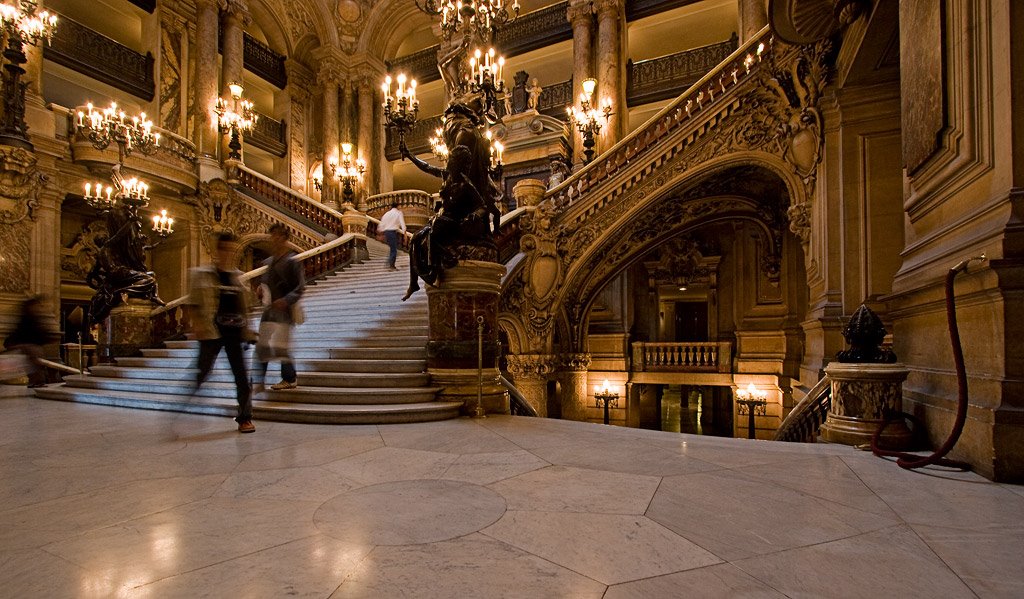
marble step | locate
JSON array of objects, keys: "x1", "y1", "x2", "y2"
[
  {"x1": 329, "y1": 347, "x2": 426, "y2": 360},
  {"x1": 88, "y1": 365, "x2": 430, "y2": 388},
  {"x1": 163, "y1": 326, "x2": 429, "y2": 346},
  {"x1": 62, "y1": 375, "x2": 439, "y2": 404},
  {"x1": 114, "y1": 356, "x2": 426, "y2": 373},
  {"x1": 142, "y1": 336, "x2": 426, "y2": 358},
  {"x1": 34, "y1": 386, "x2": 461, "y2": 424}
]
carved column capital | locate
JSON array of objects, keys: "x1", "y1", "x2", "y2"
[
  {"x1": 566, "y1": 0, "x2": 594, "y2": 25},
  {"x1": 506, "y1": 354, "x2": 559, "y2": 380},
  {"x1": 591, "y1": 0, "x2": 622, "y2": 20},
  {"x1": 220, "y1": 0, "x2": 252, "y2": 25},
  {"x1": 317, "y1": 59, "x2": 344, "y2": 88},
  {"x1": 560, "y1": 353, "x2": 592, "y2": 372}
]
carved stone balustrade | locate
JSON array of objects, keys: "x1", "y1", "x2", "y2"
[
  {"x1": 365, "y1": 190, "x2": 434, "y2": 230},
  {"x1": 632, "y1": 341, "x2": 733, "y2": 373},
  {"x1": 233, "y1": 165, "x2": 344, "y2": 235},
  {"x1": 69, "y1": 116, "x2": 198, "y2": 193},
  {"x1": 47, "y1": 13, "x2": 155, "y2": 101}
]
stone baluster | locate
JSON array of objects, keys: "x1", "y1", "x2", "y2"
[
  {"x1": 567, "y1": 0, "x2": 594, "y2": 166},
  {"x1": 594, "y1": 0, "x2": 627, "y2": 148},
  {"x1": 193, "y1": 0, "x2": 220, "y2": 159},
  {"x1": 559, "y1": 353, "x2": 592, "y2": 421},
  {"x1": 506, "y1": 354, "x2": 558, "y2": 417},
  {"x1": 738, "y1": 0, "x2": 767, "y2": 43}
]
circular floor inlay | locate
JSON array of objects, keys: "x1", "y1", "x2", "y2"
[{"x1": 314, "y1": 479, "x2": 507, "y2": 545}]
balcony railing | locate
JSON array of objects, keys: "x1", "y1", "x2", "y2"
[
  {"x1": 537, "y1": 78, "x2": 574, "y2": 117},
  {"x1": 247, "y1": 111, "x2": 287, "y2": 157},
  {"x1": 386, "y1": 46, "x2": 441, "y2": 86},
  {"x1": 384, "y1": 114, "x2": 445, "y2": 161},
  {"x1": 243, "y1": 32, "x2": 287, "y2": 89},
  {"x1": 365, "y1": 190, "x2": 434, "y2": 220},
  {"x1": 632, "y1": 341, "x2": 732, "y2": 372},
  {"x1": 627, "y1": 36, "x2": 738, "y2": 106},
  {"x1": 46, "y1": 13, "x2": 155, "y2": 101}
]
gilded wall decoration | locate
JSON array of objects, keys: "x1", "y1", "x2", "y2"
[
  {"x1": 286, "y1": 0, "x2": 316, "y2": 43},
  {"x1": 159, "y1": 13, "x2": 187, "y2": 135},
  {"x1": 192, "y1": 180, "x2": 316, "y2": 257}
]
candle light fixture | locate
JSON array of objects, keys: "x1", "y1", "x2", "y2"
[
  {"x1": 594, "y1": 379, "x2": 620, "y2": 425},
  {"x1": 212, "y1": 82, "x2": 257, "y2": 162},
  {"x1": 382, "y1": 73, "x2": 420, "y2": 147},
  {"x1": 333, "y1": 142, "x2": 366, "y2": 209},
  {"x1": 0, "y1": 0, "x2": 58, "y2": 149},
  {"x1": 567, "y1": 78, "x2": 613, "y2": 165},
  {"x1": 735, "y1": 383, "x2": 768, "y2": 440}
]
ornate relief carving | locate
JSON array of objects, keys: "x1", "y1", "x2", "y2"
[
  {"x1": 286, "y1": 0, "x2": 316, "y2": 44},
  {"x1": 159, "y1": 14, "x2": 185, "y2": 134},
  {"x1": 61, "y1": 222, "x2": 108, "y2": 281},
  {"x1": 560, "y1": 353, "x2": 592, "y2": 372},
  {"x1": 0, "y1": 220, "x2": 31, "y2": 293},
  {"x1": 0, "y1": 147, "x2": 43, "y2": 224},
  {"x1": 506, "y1": 353, "x2": 558, "y2": 381},
  {"x1": 191, "y1": 180, "x2": 305, "y2": 257}
]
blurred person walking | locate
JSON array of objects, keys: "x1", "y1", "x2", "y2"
[
  {"x1": 3, "y1": 295, "x2": 59, "y2": 387},
  {"x1": 379, "y1": 201, "x2": 407, "y2": 270},
  {"x1": 254, "y1": 223, "x2": 305, "y2": 392},
  {"x1": 187, "y1": 232, "x2": 256, "y2": 433}
]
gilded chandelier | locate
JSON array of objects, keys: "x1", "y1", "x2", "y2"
[{"x1": 414, "y1": 0, "x2": 520, "y2": 42}]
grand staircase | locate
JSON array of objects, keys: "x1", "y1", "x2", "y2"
[{"x1": 36, "y1": 242, "x2": 462, "y2": 424}]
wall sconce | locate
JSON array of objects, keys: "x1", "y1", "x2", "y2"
[{"x1": 594, "y1": 379, "x2": 619, "y2": 425}]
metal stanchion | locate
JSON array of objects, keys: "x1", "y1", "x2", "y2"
[{"x1": 472, "y1": 315, "x2": 486, "y2": 418}]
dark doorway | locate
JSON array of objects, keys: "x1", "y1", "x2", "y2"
[{"x1": 674, "y1": 301, "x2": 708, "y2": 341}]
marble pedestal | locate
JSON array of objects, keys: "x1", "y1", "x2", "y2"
[
  {"x1": 426, "y1": 260, "x2": 509, "y2": 415},
  {"x1": 821, "y1": 362, "x2": 912, "y2": 448},
  {"x1": 340, "y1": 212, "x2": 370, "y2": 261},
  {"x1": 99, "y1": 299, "x2": 156, "y2": 361}
]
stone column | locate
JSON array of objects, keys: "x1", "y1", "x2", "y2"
[
  {"x1": 356, "y1": 77, "x2": 376, "y2": 201},
  {"x1": 341, "y1": 81, "x2": 354, "y2": 144},
  {"x1": 567, "y1": 0, "x2": 594, "y2": 166},
  {"x1": 193, "y1": 0, "x2": 220, "y2": 159},
  {"x1": 559, "y1": 353, "x2": 592, "y2": 421},
  {"x1": 594, "y1": 0, "x2": 626, "y2": 148},
  {"x1": 737, "y1": 0, "x2": 767, "y2": 43},
  {"x1": 220, "y1": 0, "x2": 249, "y2": 97},
  {"x1": 286, "y1": 62, "x2": 313, "y2": 193},
  {"x1": 318, "y1": 61, "x2": 342, "y2": 208},
  {"x1": 506, "y1": 354, "x2": 558, "y2": 417},
  {"x1": 427, "y1": 261, "x2": 510, "y2": 415},
  {"x1": 820, "y1": 362, "x2": 912, "y2": 448}
]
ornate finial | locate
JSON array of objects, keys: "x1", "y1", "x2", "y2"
[{"x1": 836, "y1": 304, "x2": 896, "y2": 363}]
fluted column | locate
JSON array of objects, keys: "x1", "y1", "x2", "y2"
[
  {"x1": 738, "y1": 0, "x2": 767, "y2": 43},
  {"x1": 559, "y1": 353, "x2": 592, "y2": 421},
  {"x1": 220, "y1": 0, "x2": 250, "y2": 97},
  {"x1": 506, "y1": 354, "x2": 558, "y2": 417},
  {"x1": 567, "y1": 0, "x2": 594, "y2": 166},
  {"x1": 340, "y1": 81, "x2": 354, "y2": 144},
  {"x1": 594, "y1": 0, "x2": 626, "y2": 148},
  {"x1": 193, "y1": 0, "x2": 220, "y2": 158},
  {"x1": 287, "y1": 62, "x2": 313, "y2": 193},
  {"x1": 318, "y1": 62, "x2": 342, "y2": 208},
  {"x1": 356, "y1": 77, "x2": 376, "y2": 202}
]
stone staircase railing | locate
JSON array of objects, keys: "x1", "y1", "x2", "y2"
[
  {"x1": 774, "y1": 375, "x2": 832, "y2": 442},
  {"x1": 365, "y1": 190, "x2": 434, "y2": 219},
  {"x1": 631, "y1": 341, "x2": 732, "y2": 373},
  {"x1": 546, "y1": 28, "x2": 774, "y2": 220},
  {"x1": 232, "y1": 164, "x2": 344, "y2": 235}
]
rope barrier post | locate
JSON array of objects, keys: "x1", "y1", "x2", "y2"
[{"x1": 472, "y1": 315, "x2": 486, "y2": 418}]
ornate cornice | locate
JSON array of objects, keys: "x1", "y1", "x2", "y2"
[{"x1": 506, "y1": 353, "x2": 559, "y2": 380}]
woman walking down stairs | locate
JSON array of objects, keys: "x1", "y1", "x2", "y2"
[{"x1": 34, "y1": 241, "x2": 461, "y2": 424}]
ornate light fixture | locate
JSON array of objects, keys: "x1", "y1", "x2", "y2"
[
  {"x1": 415, "y1": 0, "x2": 520, "y2": 42},
  {"x1": 332, "y1": 142, "x2": 366, "y2": 208},
  {"x1": 428, "y1": 126, "x2": 449, "y2": 164},
  {"x1": 0, "y1": 0, "x2": 57, "y2": 149},
  {"x1": 567, "y1": 78, "x2": 613, "y2": 165},
  {"x1": 594, "y1": 379, "x2": 619, "y2": 425},
  {"x1": 382, "y1": 74, "x2": 419, "y2": 146},
  {"x1": 151, "y1": 209, "x2": 174, "y2": 237},
  {"x1": 735, "y1": 383, "x2": 768, "y2": 439},
  {"x1": 213, "y1": 82, "x2": 257, "y2": 161},
  {"x1": 77, "y1": 102, "x2": 160, "y2": 161}
]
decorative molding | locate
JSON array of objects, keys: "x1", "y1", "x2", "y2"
[
  {"x1": 46, "y1": 13, "x2": 156, "y2": 101},
  {"x1": 62, "y1": 222, "x2": 108, "y2": 281},
  {"x1": 0, "y1": 147, "x2": 43, "y2": 225},
  {"x1": 506, "y1": 353, "x2": 559, "y2": 380}
]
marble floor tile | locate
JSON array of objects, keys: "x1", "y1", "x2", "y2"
[
  {"x1": 489, "y1": 465, "x2": 661, "y2": 514},
  {"x1": 604, "y1": 563, "x2": 787, "y2": 599},
  {"x1": 483, "y1": 511, "x2": 721, "y2": 585},
  {"x1": 43, "y1": 497, "x2": 322, "y2": 587},
  {"x1": 0, "y1": 473, "x2": 227, "y2": 550},
  {"x1": 732, "y1": 525, "x2": 976, "y2": 598},
  {"x1": 0, "y1": 547, "x2": 118, "y2": 599},
  {"x1": 315, "y1": 479, "x2": 506, "y2": 545},
  {"x1": 646, "y1": 469, "x2": 900, "y2": 561},
  {"x1": 440, "y1": 449, "x2": 550, "y2": 485},
  {"x1": 234, "y1": 433, "x2": 384, "y2": 471},
  {"x1": 911, "y1": 523, "x2": 1024, "y2": 598},
  {"x1": 528, "y1": 438, "x2": 719, "y2": 477},
  {"x1": 331, "y1": 533, "x2": 607, "y2": 599},
  {"x1": 377, "y1": 419, "x2": 523, "y2": 454},
  {"x1": 123, "y1": 534, "x2": 371, "y2": 599},
  {"x1": 321, "y1": 446, "x2": 460, "y2": 486},
  {"x1": 214, "y1": 465, "x2": 362, "y2": 502}
]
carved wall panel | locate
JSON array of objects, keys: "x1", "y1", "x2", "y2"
[
  {"x1": 159, "y1": 13, "x2": 187, "y2": 135},
  {"x1": 899, "y1": 0, "x2": 944, "y2": 175},
  {"x1": 0, "y1": 221, "x2": 31, "y2": 293}
]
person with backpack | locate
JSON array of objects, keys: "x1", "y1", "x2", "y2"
[{"x1": 253, "y1": 223, "x2": 305, "y2": 392}]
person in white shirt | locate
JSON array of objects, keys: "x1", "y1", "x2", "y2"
[{"x1": 379, "y1": 201, "x2": 407, "y2": 270}]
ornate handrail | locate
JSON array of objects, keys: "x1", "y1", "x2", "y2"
[
  {"x1": 365, "y1": 216, "x2": 414, "y2": 253},
  {"x1": 496, "y1": 207, "x2": 529, "y2": 264},
  {"x1": 248, "y1": 110, "x2": 287, "y2": 157},
  {"x1": 46, "y1": 13, "x2": 155, "y2": 101},
  {"x1": 631, "y1": 341, "x2": 732, "y2": 372},
  {"x1": 547, "y1": 27, "x2": 774, "y2": 215},
  {"x1": 627, "y1": 36, "x2": 738, "y2": 106},
  {"x1": 365, "y1": 190, "x2": 434, "y2": 219},
  {"x1": 233, "y1": 164, "x2": 344, "y2": 234},
  {"x1": 501, "y1": 374, "x2": 538, "y2": 416},
  {"x1": 774, "y1": 376, "x2": 832, "y2": 442}
]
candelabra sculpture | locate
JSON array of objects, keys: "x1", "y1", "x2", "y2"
[
  {"x1": 382, "y1": 74, "x2": 420, "y2": 147},
  {"x1": 428, "y1": 126, "x2": 449, "y2": 164},
  {"x1": 566, "y1": 78, "x2": 613, "y2": 165},
  {"x1": 594, "y1": 380, "x2": 619, "y2": 425},
  {"x1": 735, "y1": 383, "x2": 768, "y2": 440},
  {"x1": 414, "y1": 0, "x2": 520, "y2": 42},
  {"x1": 333, "y1": 142, "x2": 366, "y2": 208},
  {"x1": 0, "y1": 1, "x2": 57, "y2": 149},
  {"x1": 75, "y1": 101, "x2": 173, "y2": 322},
  {"x1": 213, "y1": 83, "x2": 257, "y2": 161}
]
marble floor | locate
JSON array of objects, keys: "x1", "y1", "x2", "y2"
[{"x1": 2, "y1": 392, "x2": 1022, "y2": 598}]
